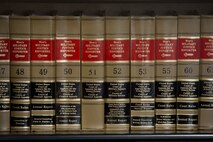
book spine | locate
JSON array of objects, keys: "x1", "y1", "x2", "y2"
[
  {"x1": 55, "y1": 16, "x2": 81, "y2": 131},
  {"x1": 10, "y1": 16, "x2": 31, "y2": 131},
  {"x1": 155, "y1": 16, "x2": 177, "y2": 130},
  {"x1": 30, "y1": 16, "x2": 55, "y2": 132},
  {"x1": 130, "y1": 16, "x2": 155, "y2": 131},
  {"x1": 199, "y1": 15, "x2": 213, "y2": 130},
  {"x1": 81, "y1": 16, "x2": 105, "y2": 130},
  {"x1": 105, "y1": 16, "x2": 130, "y2": 131},
  {"x1": 0, "y1": 15, "x2": 10, "y2": 132},
  {"x1": 177, "y1": 15, "x2": 200, "y2": 130}
]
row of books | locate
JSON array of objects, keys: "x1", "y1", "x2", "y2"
[{"x1": 0, "y1": 14, "x2": 212, "y2": 132}]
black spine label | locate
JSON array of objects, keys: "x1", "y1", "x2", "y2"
[
  {"x1": 0, "y1": 82, "x2": 10, "y2": 99},
  {"x1": 131, "y1": 116, "x2": 155, "y2": 126},
  {"x1": 156, "y1": 115, "x2": 176, "y2": 124},
  {"x1": 56, "y1": 82, "x2": 80, "y2": 99},
  {"x1": 56, "y1": 117, "x2": 80, "y2": 125},
  {"x1": 11, "y1": 104, "x2": 30, "y2": 111},
  {"x1": 177, "y1": 102, "x2": 198, "y2": 109},
  {"x1": 200, "y1": 80, "x2": 213, "y2": 97},
  {"x1": 177, "y1": 81, "x2": 199, "y2": 98},
  {"x1": 11, "y1": 82, "x2": 30, "y2": 99},
  {"x1": 131, "y1": 82, "x2": 155, "y2": 98},
  {"x1": 106, "y1": 82, "x2": 130, "y2": 98},
  {"x1": 199, "y1": 101, "x2": 213, "y2": 108},
  {"x1": 155, "y1": 102, "x2": 176, "y2": 109},
  {"x1": 131, "y1": 103, "x2": 154, "y2": 111},
  {"x1": 11, "y1": 117, "x2": 30, "y2": 127},
  {"x1": 105, "y1": 103, "x2": 130, "y2": 124},
  {"x1": 31, "y1": 104, "x2": 55, "y2": 110},
  {"x1": 0, "y1": 103, "x2": 10, "y2": 110},
  {"x1": 177, "y1": 115, "x2": 198, "y2": 124},
  {"x1": 156, "y1": 81, "x2": 176, "y2": 98},
  {"x1": 82, "y1": 82, "x2": 105, "y2": 99},
  {"x1": 56, "y1": 104, "x2": 80, "y2": 116},
  {"x1": 31, "y1": 82, "x2": 55, "y2": 99},
  {"x1": 32, "y1": 116, "x2": 55, "y2": 125}
]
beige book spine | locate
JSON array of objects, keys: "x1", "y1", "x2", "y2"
[
  {"x1": 105, "y1": 16, "x2": 130, "y2": 131},
  {"x1": 30, "y1": 16, "x2": 55, "y2": 132},
  {"x1": 0, "y1": 15, "x2": 10, "y2": 132},
  {"x1": 10, "y1": 15, "x2": 31, "y2": 132},
  {"x1": 55, "y1": 16, "x2": 81, "y2": 131},
  {"x1": 199, "y1": 15, "x2": 213, "y2": 130},
  {"x1": 177, "y1": 15, "x2": 200, "y2": 131},
  {"x1": 81, "y1": 16, "x2": 105, "y2": 131},
  {"x1": 130, "y1": 16, "x2": 155, "y2": 131},
  {"x1": 155, "y1": 16, "x2": 177, "y2": 131}
]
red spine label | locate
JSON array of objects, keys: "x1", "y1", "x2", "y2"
[
  {"x1": 0, "y1": 38, "x2": 10, "y2": 60},
  {"x1": 156, "y1": 38, "x2": 177, "y2": 60},
  {"x1": 178, "y1": 38, "x2": 200, "y2": 60},
  {"x1": 131, "y1": 39, "x2": 155, "y2": 61},
  {"x1": 82, "y1": 39, "x2": 105, "y2": 61},
  {"x1": 106, "y1": 39, "x2": 130, "y2": 61},
  {"x1": 56, "y1": 39, "x2": 80, "y2": 61},
  {"x1": 201, "y1": 37, "x2": 213, "y2": 59},
  {"x1": 31, "y1": 39, "x2": 54, "y2": 61},
  {"x1": 11, "y1": 39, "x2": 30, "y2": 61}
]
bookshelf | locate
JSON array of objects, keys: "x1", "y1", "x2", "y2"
[
  {"x1": 1, "y1": 131, "x2": 213, "y2": 141},
  {"x1": 0, "y1": 0, "x2": 213, "y2": 141}
]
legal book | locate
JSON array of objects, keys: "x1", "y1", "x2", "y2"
[
  {"x1": 199, "y1": 15, "x2": 213, "y2": 130},
  {"x1": 177, "y1": 15, "x2": 200, "y2": 131},
  {"x1": 10, "y1": 15, "x2": 31, "y2": 131},
  {"x1": 155, "y1": 16, "x2": 177, "y2": 130},
  {"x1": 55, "y1": 15, "x2": 81, "y2": 131},
  {"x1": 130, "y1": 16, "x2": 155, "y2": 131},
  {"x1": 30, "y1": 15, "x2": 55, "y2": 131},
  {"x1": 105, "y1": 16, "x2": 130, "y2": 131},
  {"x1": 81, "y1": 15, "x2": 105, "y2": 130},
  {"x1": 0, "y1": 15, "x2": 10, "y2": 132}
]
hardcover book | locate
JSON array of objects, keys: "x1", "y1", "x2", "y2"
[
  {"x1": 0, "y1": 15, "x2": 10, "y2": 132},
  {"x1": 199, "y1": 15, "x2": 213, "y2": 130},
  {"x1": 177, "y1": 15, "x2": 200, "y2": 130},
  {"x1": 30, "y1": 15, "x2": 55, "y2": 131},
  {"x1": 55, "y1": 15, "x2": 81, "y2": 131},
  {"x1": 130, "y1": 16, "x2": 155, "y2": 131},
  {"x1": 155, "y1": 16, "x2": 177, "y2": 130},
  {"x1": 10, "y1": 15, "x2": 31, "y2": 131},
  {"x1": 81, "y1": 15, "x2": 105, "y2": 130},
  {"x1": 105, "y1": 16, "x2": 130, "y2": 131}
]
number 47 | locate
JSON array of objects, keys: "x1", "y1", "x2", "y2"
[{"x1": 0, "y1": 68, "x2": 5, "y2": 75}]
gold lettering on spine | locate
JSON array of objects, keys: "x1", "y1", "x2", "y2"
[
  {"x1": 130, "y1": 16, "x2": 155, "y2": 131},
  {"x1": 0, "y1": 15, "x2": 10, "y2": 132},
  {"x1": 81, "y1": 16, "x2": 105, "y2": 131},
  {"x1": 55, "y1": 16, "x2": 81, "y2": 131},
  {"x1": 105, "y1": 16, "x2": 130, "y2": 132},
  {"x1": 177, "y1": 15, "x2": 200, "y2": 131},
  {"x1": 199, "y1": 15, "x2": 213, "y2": 130},
  {"x1": 30, "y1": 16, "x2": 55, "y2": 132},
  {"x1": 155, "y1": 16, "x2": 177, "y2": 131}
]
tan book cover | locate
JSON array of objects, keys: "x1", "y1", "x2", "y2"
[
  {"x1": 105, "y1": 16, "x2": 130, "y2": 131},
  {"x1": 10, "y1": 15, "x2": 31, "y2": 131},
  {"x1": 177, "y1": 15, "x2": 200, "y2": 131},
  {"x1": 55, "y1": 15, "x2": 81, "y2": 131},
  {"x1": 30, "y1": 15, "x2": 55, "y2": 132},
  {"x1": 0, "y1": 15, "x2": 10, "y2": 132},
  {"x1": 81, "y1": 16, "x2": 105, "y2": 131},
  {"x1": 199, "y1": 15, "x2": 213, "y2": 130},
  {"x1": 155, "y1": 16, "x2": 177, "y2": 130},
  {"x1": 130, "y1": 16, "x2": 155, "y2": 131}
]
